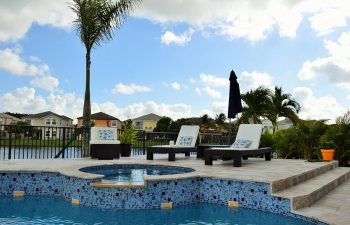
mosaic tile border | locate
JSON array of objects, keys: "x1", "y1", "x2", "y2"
[{"x1": 0, "y1": 171, "x2": 327, "y2": 225}]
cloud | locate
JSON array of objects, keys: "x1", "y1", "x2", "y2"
[
  {"x1": 293, "y1": 87, "x2": 346, "y2": 123},
  {"x1": 297, "y1": 31, "x2": 350, "y2": 89},
  {"x1": 189, "y1": 78, "x2": 196, "y2": 83},
  {"x1": 135, "y1": 0, "x2": 350, "y2": 42},
  {"x1": 238, "y1": 71, "x2": 273, "y2": 93},
  {"x1": 199, "y1": 73, "x2": 229, "y2": 87},
  {"x1": 30, "y1": 75, "x2": 59, "y2": 92},
  {"x1": 162, "y1": 82, "x2": 185, "y2": 90},
  {"x1": 0, "y1": 87, "x2": 193, "y2": 122},
  {"x1": 202, "y1": 86, "x2": 222, "y2": 98},
  {"x1": 112, "y1": 83, "x2": 151, "y2": 95},
  {"x1": 0, "y1": 47, "x2": 49, "y2": 76},
  {"x1": 161, "y1": 28, "x2": 194, "y2": 46},
  {"x1": 0, "y1": 0, "x2": 74, "y2": 42}
]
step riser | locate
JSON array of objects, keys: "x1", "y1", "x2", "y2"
[
  {"x1": 292, "y1": 171, "x2": 350, "y2": 210},
  {"x1": 272, "y1": 162, "x2": 338, "y2": 193}
]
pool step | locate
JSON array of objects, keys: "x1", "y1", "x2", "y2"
[
  {"x1": 272, "y1": 167, "x2": 350, "y2": 210},
  {"x1": 271, "y1": 161, "x2": 338, "y2": 193}
]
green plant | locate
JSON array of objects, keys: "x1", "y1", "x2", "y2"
[
  {"x1": 260, "y1": 130, "x2": 274, "y2": 148},
  {"x1": 319, "y1": 140, "x2": 335, "y2": 149},
  {"x1": 119, "y1": 120, "x2": 137, "y2": 144},
  {"x1": 273, "y1": 127, "x2": 303, "y2": 159}
]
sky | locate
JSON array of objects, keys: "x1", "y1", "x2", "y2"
[{"x1": 0, "y1": 0, "x2": 350, "y2": 123}]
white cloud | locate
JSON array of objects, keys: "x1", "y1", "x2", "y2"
[
  {"x1": 30, "y1": 75, "x2": 59, "y2": 92},
  {"x1": 112, "y1": 83, "x2": 151, "y2": 95},
  {"x1": 189, "y1": 78, "x2": 196, "y2": 83},
  {"x1": 0, "y1": 0, "x2": 74, "y2": 42},
  {"x1": 135, "y1": 0, "x2": 350, "y2": 42},
  {"x1": 170, "y1": 82, "x2": 181, "y2": 90},
  {"x1": 199, "y1": 73, "x2": 229, "y2": 87},
  {"x1": 293, "y1": 87, "x2": 346, "y2": 123},
  {"x1": 202, "y1": 86, "x2": 222, "y2": 98},
  {"x1": 195, "y1": 88, "x2": 201, "y2": 95},
  {"x1": 0, "y1": 87, "x2": 193, "y2": 122},
  {"x1": 238, "y1": 71, "x2": 273, "y2": 93},
  {"x1": 161, "y1": 28, "x2": 194, "y2": 46},
  {"x1": 0, "y1": 47, "x2": 49, "y2": 76},
  {"x1": 298, "y1": 31, "x2": 350, "y2": 89}
]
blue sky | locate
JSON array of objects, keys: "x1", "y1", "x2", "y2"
[{"x1": 0, "y1": 0, "x2": 350, "y2": 123}]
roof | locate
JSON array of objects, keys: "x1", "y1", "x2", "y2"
[
  {"x1": 132, "y1": 113, "x2": 162, "y2": 121},
  {"x1": 77, "y1": 112, "x2": 120, "y2": 121},
  {"x1": 0, "y1": 113, "x2": 21, "y2": 120},
  {"x1": 23, "y1": 111, "x2": 73, "y2": 121}
]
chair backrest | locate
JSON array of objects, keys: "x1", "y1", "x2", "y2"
[
  {"x1": 90, "y1": 127, "x2": 118, "y2": 142},
  {"x1": 235, "y1": 124, "x2": 263, "y2": 149},
  {"x1": 175, "y1": 125, "x2": 200, "y2": 147}
]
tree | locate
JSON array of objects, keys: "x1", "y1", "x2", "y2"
[
  {"x1": 266, "y1": 86, "x2": 300, "y2": 133},
  {"x1": 71, "y1": 0, "x2": 141, "y2": 128},
  {"x1": 215, "y1": 113, "x2": 226, "y2": 133},
  {"x1": 240, "y1": 86, "x2": 271, "y2": 124},
  {"x1": 154, "y1": 117, "x2": 172, "y2": 132}
]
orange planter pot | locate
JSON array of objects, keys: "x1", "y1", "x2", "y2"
[{"x1": 321, "y1": 149, "x2": 335, "y2": 161}]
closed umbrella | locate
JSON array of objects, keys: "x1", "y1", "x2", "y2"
[{"x1": 227, "y1": 70, "x2": 243, "y2": 143}]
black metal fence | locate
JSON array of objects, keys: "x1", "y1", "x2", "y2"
[
  {"x1": 0, "y1": 125, "x2": 90, "y2": 159},
  {"x1": 0, "y1": 125, "x2": 232, "y2": 159}
]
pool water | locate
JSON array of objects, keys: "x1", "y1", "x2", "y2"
[
  {"x1": 80, "y1": 165, "x2": 194, "y2": 184},
  {"x1": 0, "y1": 196, "x2": 315, "y2": 225}
]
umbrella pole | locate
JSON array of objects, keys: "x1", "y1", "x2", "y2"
[{"x1": 228, "y1": 118, "x2": 231, "y2": 144}]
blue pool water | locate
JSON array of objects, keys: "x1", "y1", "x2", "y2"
[
  {"x1": 0, "y1": 196, "x2": 315, "y2": 225},
  {"x1": 80, "y1": 165, "x2": 194, "y2": 184}
]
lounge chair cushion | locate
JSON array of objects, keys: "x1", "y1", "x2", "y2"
[
  {"x1": 178, "y1": 136, "x2": 193, "y2": 146},
  {"x1": 98, "y1": 129, "x2": 116, "y2": 140},
  {"x1": 231, "y1": 139, "x2": 252, "y2": 148}
]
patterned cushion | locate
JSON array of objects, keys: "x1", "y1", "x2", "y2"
[
  {"x1": 231, "y1": 139, "x2": 252, "y2": 148},
  {"x1": 178, "y1": 136, "x2": 193, "y2": 146},
  {"x1": 98, "y1": 130, "x2": 115, "y2": 141}
]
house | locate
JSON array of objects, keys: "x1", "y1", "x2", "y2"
[
  {"x1": 261, "y1": 118, "x2": 294, "y2": 133},
  {"x1": 77, "y1": 112, "x2": 122, "y2": 129},
  {"x1": 132, "y1": 113, "x2": 162, "y2": 131},
  {"x1": 21, "y1": 111, "x2": 73, "y2": 138},
  {"x1": 0, "y1": 113, "x2": 21, "y2": 125}
]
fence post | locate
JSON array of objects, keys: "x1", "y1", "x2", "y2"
[
  {"x1": 62, "y1": 128, "x2": 66, "y2": 158},
  {"x1": 8, "y1": 129, "x2": 12, "y2": 159},
  {"x1": 143, "y1": 130, "x2": 146, "y2": 154}
]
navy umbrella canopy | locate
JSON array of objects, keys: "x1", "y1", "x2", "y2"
[{"x1": 228, "y1": 70, "x2": 243, "y2": 119}]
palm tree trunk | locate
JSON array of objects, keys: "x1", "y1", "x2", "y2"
[
  {"x1": 82, "y1": 49, "x2": 91, "y2": 128},
  {"x1": 82, "y1": 48, "x2": 91, "y2": 157}
]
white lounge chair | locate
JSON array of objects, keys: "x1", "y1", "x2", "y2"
[
  {"x1": 147, "y1": 125, "x2": 200, "y2": 161},
  {"x1": 90, "y1": 127, "x2": 120, "y2": 160},
  {"x1": 204, "y1": 124, "x2": 272, "y2": 167}
]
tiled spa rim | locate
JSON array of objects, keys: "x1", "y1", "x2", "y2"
[{"x1": 0, "y1": 171, "x2": 326, "y2": 225}]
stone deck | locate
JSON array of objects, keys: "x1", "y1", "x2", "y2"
[{"x1": 0, "y1": 155, "x2": 349, "y2": 225}]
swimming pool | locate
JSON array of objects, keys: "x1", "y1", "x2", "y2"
[
  {"x1": 79, "y1": 164, "x2": 195, "y2": 184},
  {"x1": 0, "y1": 196, "x2": 315, "y2": 225}
]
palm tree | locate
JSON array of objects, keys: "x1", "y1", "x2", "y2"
[
  {"x1": 240, "y1": 86, "x2": 271, "y2": 124},
  {"x1": 215, "y1": 113, "x2": 227, "y2": 133},
  {"x1": 71, "y1": 0, "x2": 141, "y2": 128},
  {"x1": 267, "y1": 86, "x2": 300, "y2": 133}
]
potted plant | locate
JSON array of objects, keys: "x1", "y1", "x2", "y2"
[
  {"x1": 119, "y1": 120, "x2": 137, "y2": 157},
  {"x1": 319, "y1": 140, "x2": 335, "y2": 161}
]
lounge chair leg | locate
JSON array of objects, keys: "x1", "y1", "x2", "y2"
[
  {"x1": 205, "y1": 156, "x2": 213, "y2": 165},
  {"x1": 242, "y1": 156, "x2": 248, "y2": 160},
  {"x1": 265, "y1": 152, "x2": 271, "y2": 161},
  {"x1": 169, "y1": 152, "x2": 175, "y2": 161},
  {"x1": 233, "y1": 156, "x2": 242, "y2": 167},
  {"x1": 185, "y1": 152, "x2": 190, "y2": 157},
  {"x1": 147, "y1": 151, "x2": 153, "y2": 160}
]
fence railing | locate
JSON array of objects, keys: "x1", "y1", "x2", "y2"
[
  {"x1": 0, "y1": 125, "x2": 90, "y2": 159},
  {"x1": 0, "y1": 125, "x2": 233, "y2": 159}
]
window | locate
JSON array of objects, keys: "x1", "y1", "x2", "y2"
[
  {"x1": 111, "y1": 120, "x2": 117, "y2": 127},
  {"x1": 135, "y1": 121, "x2": 143, "y2": 130},
  {"x1": 52, "y1": 130, "x2": 57, "y2": 137},
  {"x1": 46, "y1": 119, "x2": 51, "y2": 125},
  {"x1": 45, "y1": 130, "x2": 50, "y2": 137},
  {"x1": 0, "y1": 118, "x2": 3, "y2": 125},
  {"x1": 52, "y1": 119, "x2": 57, "y2": 125}
]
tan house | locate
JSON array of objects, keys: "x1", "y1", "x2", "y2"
[
  {"x1": 77, "y1": 112, "x2": 121, "y2": 129},
  {"x1": 261, "y1": 118, "x2": 294, "y2": 133},
  {"x1": 21, "y1": 111, "x2": 73, "y2": 138},
  {"x1": 0, "y1": 113, "x2": 21, "y2": 126},
  {"x1": 132, "y1": 113, "x2": 162, "y2": 131}
]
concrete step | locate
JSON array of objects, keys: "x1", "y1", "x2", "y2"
[
  {"x1": 271, "y1": 161, "x2": 338, "y2": 193},
  {"x1": 273, "y1": 167, "x2": 350, "y2": 210}
]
